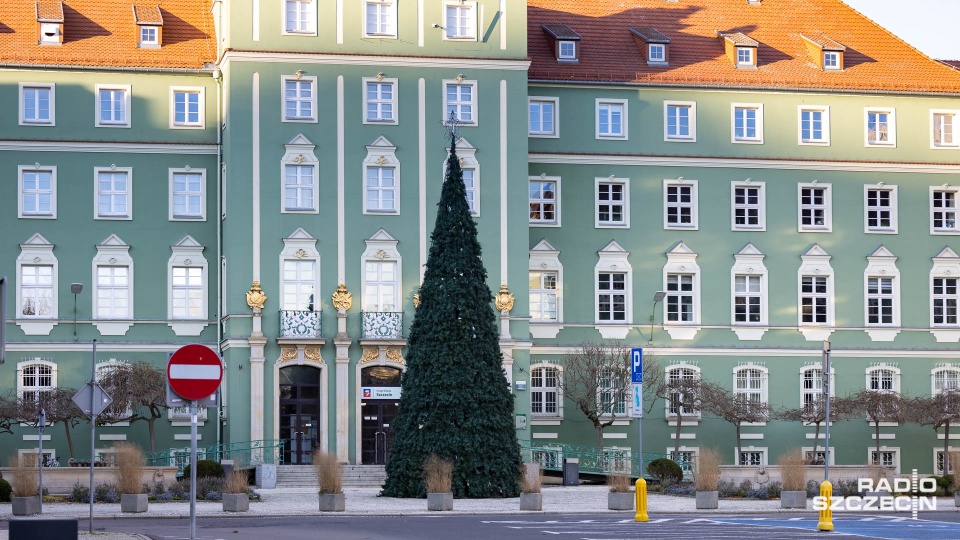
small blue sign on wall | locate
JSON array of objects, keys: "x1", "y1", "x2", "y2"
[{"x1": 631, "y1": 348, "x2": 643, "y2": 383}]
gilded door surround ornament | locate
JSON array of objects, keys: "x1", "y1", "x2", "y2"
[
  {"x1": 278, "y1": 347, "x2": 297, "y2": 364},
  {"x1": 332, "y1": 283, "x2": 353, "y2": 311},
  {"x1": 413, "y1": 292, "x2": 421, "y2": 309},
  {"x1": 360, "y1": 347, "x2": 380, "y2": 364},
  {"x1": 304, "y1": 347, "x2": 323, "y2": 363},
  {"x1": 385, "y1": 348, "x2": 405, "y2": 365},
  {"x1": 246, "y1": 281, "x2": 268, "y2": 310},
  {"x1": 494, "y1": 284, "x2": 515, "y2": 312}
]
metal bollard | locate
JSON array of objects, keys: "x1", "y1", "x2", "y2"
[
  {"x1": 634, "y1": 477, "x2": 649, "y2": 522},
  {"x1": 817, "y1": 480, "x2": 834, "y2": 532}
]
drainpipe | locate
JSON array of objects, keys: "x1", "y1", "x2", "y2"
[{"x1": 214, "y1": 66, "x2": 224, "y2": 449}]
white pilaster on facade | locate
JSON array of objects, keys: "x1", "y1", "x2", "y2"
[
  {"x1": 500, "y1": 0, "x2": 507, "y2": 50},
  {"x1": 336, "y1": 0, "x2": 343, "y2": 44},
  {"x1": 499, "y1": 79, "x2": 508, "y2": 286},
  {"x1": 337, "y1": 75, "x2": 345, "y2": 283},
  {"x1": 419, "y1": 78, "x2": 427, "y2": 281},
  {"x1": 334, "y1": 310, "x2": 351, "y2": 461},
  {"x1": 249, "y1": 310, "x2": 266, "y2": 443},
  {"x1": 252, "y1": 0, "x2": 259, "y2": 41},
  {"x1": 417, "y1": 0, "x2": 424, "y2": 47},
  {"x1": 252, "y1": 73, "x2": 261, "y2": 282}
]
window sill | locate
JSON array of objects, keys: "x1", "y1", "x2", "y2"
[
  {"x1": 529, "y1": 323, "x2": 563, "y2": 339},
  {"x1": 528, "y1": 133, "x2": 559, "y2": 139},
  {"x1": 667, "y1": 419, "x2": 700, "y2": 426},
  {"x1": 16, "y1": 320, "x2": 57, "y2": 335},
  {"x1": 530, "y1": 418, "x2": 562, "y2": 426},
  {"x1": 664, "y1": 325, "x2": 700, "y2": 340},
  {"x1": 931, "y1": 329, "x2": 960, "y2": 343},
  {"x1": 865, "y1": 328, "x2": 900, "y2": 342},
  {"x1": 96, "y1": 321, "x2": 133, "y2": 336},
  {"x1": 799, "y1": 327, "x2": 834, "y2": 341},
  {"x1": 282, "y1": 117, "x2": 318, "y2": 124},
  {"x1": 732, "y1": 327, "x2": 767, "y2": 341},
  {"x1": 169, "y1": 321, "x2": 208, "y2": 336},
  {"x1": 594, "y1": 324, "x2": 631, "y2": 339}
]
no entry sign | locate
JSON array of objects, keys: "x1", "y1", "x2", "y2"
[{"x1": 167, "y1": 344, "x2": 223, "y2": 401}]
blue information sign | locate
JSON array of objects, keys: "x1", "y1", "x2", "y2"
[{"x1": 631, "y1": 348, "x2": 643, "y2": 383}]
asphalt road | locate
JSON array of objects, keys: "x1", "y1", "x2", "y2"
[{"x1": 28, "y1": 512, "x2": 960, "y2": 540}]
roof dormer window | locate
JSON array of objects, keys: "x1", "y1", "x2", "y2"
[
  {"x1": 649, "y1": 44, "x2": 666, "y2": 63},
  {"x1": 630, "y1": 27, "x2": 671, "y2": 66},
  {"x1": 133, "y1": 5, "x2": 164, "y2": 48},
  {"x1": 823, "y1": 51, "x2": 839, "y2": 70},
  {"x1": 719, "y1": 32, "x2": 759, "y2": 69},
  {"x1": 35, "y1": 1, "x2": 64, "y2": 46},
  {"x1": 801, "y1": 34, "x2": 845, "y2": 71},
  {"x1": 737, "y1": 47, "x2": 753, "y2": 66},
  {"x1": 542, "y1": 24, "x2": 581, "y2": 63}
]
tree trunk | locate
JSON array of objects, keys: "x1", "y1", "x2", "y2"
[
  {"x1": 735, "y1": 422, "x2": 742, "y2": 465},
  {"x1": 875, "y1": 421, "x2": 881, "y2": 465},
  {"x1": 674, "y1": 415, "x2": 682, "y2": 454},
  {"x1": 148, "y1": 417, "x2": 157, "y2": 451},
  {"x1": 63, "y1": 421, "x2": 75, "y2": 459},
  {"x1": 812, "y1": 421, "x2": 821, "y2": 461},
  {"x1": 595, "y1": 424, "x2": 604, "y2": 455}
]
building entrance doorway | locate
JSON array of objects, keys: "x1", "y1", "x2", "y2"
[
  {"x1": 279, "y1": 365, "x2": 321, "y2": 465},
  {"x1": 360, "y1": 366, "x2": 402, "y2": 465}
]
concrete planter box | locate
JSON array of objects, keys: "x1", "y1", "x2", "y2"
[
  {"x1": 256, "y1": 463, "x2": 277, "y2": 489},
  {"x1": 222, "y1": 493, "x2": 250, "y2": 512},
  {"x1": 696, "y1": 490, "x2": 719, "y2": 509},
  {"x1": 120, "y1": 493, "x2": 148, "y2": 513},
  {"x1": 427, "y1": 492, "x2": 453, "y2": 511},
  {"x1": 781, "y1": 490, "x2": 807, "y2": 509},
  {"x1": 0, "y1": 466, "x2": 176, "y2": 496},
  {"x1": 520, "y1": 492, "x2": 542, "y2": 511},
  {"x1": 319, "y1": 492, "x2": 345, "y2": 512},
  {"x1": 607, "y1": 491, "x2": 634, "y2": 511},
  {"x1": 12, "y1": 496, "x2": 40, "y2": 516}
]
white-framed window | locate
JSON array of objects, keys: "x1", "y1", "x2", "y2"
[
  {"x1": 170, "y1": 87, "x2": 204, "y2": 128},
  {"x1": 19, "y1": 83, "x2": 54, "y2": 125},
  {"x1": 733, "y1": 275, "x2": 762, "y2": 324},
  {"x1": 599, "y1": 367, "x2": 627, "y2": 417},
  {"x1": 363, "y1": 78, "x2": 398, "y2": 124},
  {"x1": 933, "y1": 276, "x2": 959, "y2": 327},
  {"x1": 461, "y1": 167, "x2": 478, "y2": 215},
  {"x1": 16, "y1": 234, "x2": 58, "y2": 335},
  {"x1": 663, "y1": 242, "x2": 701, "y2": 340},
  {"x1": 95, "y1": 168, "x2": 132, "y2": 219},
  {"x1": 601, "y1": 447, "x2": 632, "y2": 474},
  {"x1": 284, "y1": 0, "x2": 316, "y2": 34},
  {"x1": 738, "y1": 448, "x2": 767, "y2": 466},
  {"x1": 529, "y1": 271, "x2": 558, "y2": 322},
  {"x1": 595, "y1": 241, "x2": 633, "y2": 331},
  {"x1": 169, "y1": 169, "x2": 206, "y2": 220},
  {"x1": 665, "y1": 365, "x2": 701, "y2": 418},
  {"x1": 167, "y1": 235, "x2": 208, "y2": 336},
  {"x1": 529, "y1": 176, "x2": 559, "y2": 225},
  {"x1": 863, "y1": 246, "x2": 901, "y2": 336},
  {"x1": 557, "y1": 41, "x2": 577, "y2": 60},
  {"x1": 666, "y1": 274, "x2": 694, "y2": 323},
  {"x1": 867, "y1": 365, "x2": 900, "y2": 393},
  {"x1": 443, "y1": 80, "x2": 477, "y2": 125},
  {"x1": 284, "y1": 164, "x2": 316, "y2": 212},
  {"x1": 734, "y1": 365, "x2": 767, "y2": 404},
  {"x1": 799, "y1": 107, "x2": 830, "y2": 145},
  {"x1": 801, "y1": 366, "x2": 824, "y2": 410},
  {"x1": 445, "y1": 137, "x2": 480, "y2": 215},
  {"x1": 865, "y1": 108, "x2": 896, "y2": 147},
  {"x1": 663, "y1": 179, "x2": 698, "y2": 229},
  {"x1": 140, "y1": 26, "x2": 159, "y2": 47},
  {"x1": 866, "y1": 277, "x2": 895, "y2": 325},
  {"x1": 648, "y1": 43, "x2": 666, "y2": 64},
  {"x1": 282, "y1": 76, "x2": 317, "y2": 122},
  {"x1": 736, "y1": 47, "x2": 754, "y2": 66},
  {"x1": 936, "y1": 449, "x2": 959, "y2": 475},
  {"x1": 96, "y1": 359, "x2": 133, "y2": 423},
  {"x1": 864, "y1": 185, "x2": 898, "y2": 233},
  {"x1": 283, "y1": 260, "x2": 316, "y2": 311},
  {"x1": 933, "y1": 366, "x2": 960, "y2": 395},
  {"x1": 364, "y1": 0, "x2": 396, "y2": 37},
  {"x1": 96, "y1": 85, "x2": 131, "y2": 127},
  {"x1": 531, "y1": 364, "x2": 561, "y2": 417},
  {"x1": 732, "y1": 104, "x2": 763, "y2": 143},
  {"x1": 664, "y1": 101, "x2": 695, "y2": 141},
  {"x1": 529, "y1": 97, "x2": 559, "y2": 137},
  {"x1": 595, "y1": 177, "x2": 629, "y2": 227},
  {"x1": 803, "y1": 447, "x2": 836, "y2": 466},
  {"x1": 95, "y1": 266, "x2": 130, "y2": 319},
  {"x1": 20, "y1": 264, "x2": 54, "y2": 319},
  {"x1": 669, "y1": 448, "x2": 697, "y2": 475},
  {"x1": 444, "y1": 2, "x2": 476, "y2": 39},
  {"x1": 823, "y1": 51, "x2": 840, "y2": 70},
  {"x1": 18, "y1": 166, "x2": 56, "y2": 218},
  {"x1": 731, "y1": 181, "x2": 765, "y2": 230},
  {"x1": 17, "y1": 360, "x2": 57, "y2": 405},
  {"x1": 596, "y1": 99, "x2": 627, "y2": 139},
  {"x1": 798, "y1": 182, "x2": 831, "y2": 232},
  {"x1": 363, "y1": 136, "x2": 400, "y2": 214},
  {"x1": 92, "y1": 234, "x2": 134, "y2": 335},
  {"x1": 932, "y1": 110, "x2": 959, "y2": 148},
  {"x1": 731, "y1": 243, "x2": 768, "y2": 340},
  {"x1": 797, "y1": 245, "x2": 835, "y2": 336},
  {"x1": 931, "y1": 187, "x2": 960, "y2": 234},
  {"x1": 869, "y1": 448, "x2": 900, "y2": 473},
  {"x1": 364, "y1": 260, "x2": 398, "y2": 311}
]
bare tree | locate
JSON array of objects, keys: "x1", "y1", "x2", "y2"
[
  {"x1": 701, "y1": 381, "x2": 770, "y2": 465},
  {"x1": 908, "y1": 389, "x2": 960, "y2": 474},
  {"x1": 0, "y1": 391, "x2": 19, "y2": 435},
  {"x1": 556, "y1": 342, "x2": 632, "y2": 451},
  {"x1": 847, "y1": 389, "x2": 906, "y2": 465},
  {"x1": 774, "y1": 396, "x2": 857, "y2": 463},
  {"x1": 99, "y1": 361, "x2": 169, "y2": 451},
  {"x1": 17, "y1": 387, "x2": 85, "y2": 459},
  {"x1": 654, "y1": 372, "x2": 709, "y2": 455}
]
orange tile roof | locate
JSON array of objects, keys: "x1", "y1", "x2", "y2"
[
  {"x1": 132, "y1": 5, "x2": 163, "y2": 26},
  {"x1": 0, "y1": 1, "x2": 214, "y2": 69},
  {"x1": 528, "y1": 0, "x2": 960, "y2": 93},
  {"x1": 719, "y1": 31, "x2": 758, "y2": 47},
  {"x1": 801, "y1": 33, "x2": 845, "y2": 51},
  {"x1": 35, "y1": 1, "x2": 63, "y2": 23}
]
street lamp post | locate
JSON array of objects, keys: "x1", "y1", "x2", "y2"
[{"x1": 822, "y1": 340, "x2": 831, "y2": 482}]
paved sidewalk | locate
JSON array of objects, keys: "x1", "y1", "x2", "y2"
[{"x1": 2, "y1": 486, "x2": 958, "y2": 539}]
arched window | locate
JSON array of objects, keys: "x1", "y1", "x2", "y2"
[
  {"x1": 867, "y1": 365, "x2": 900, "y2": 394},
  {"x1": 734, "y1": 366, "x2": 767, "y2": 404},
  {"x1": 933, "y1": 366, "x2": 960, "y2": 395},
  {"x1": 665, "y1": 365, "x2": 700, "y2": 418},
  {"x1": 17, "y1": 359, "x2": 57, "y2": 405}
]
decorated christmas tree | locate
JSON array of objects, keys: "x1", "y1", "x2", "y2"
[{"x1": 381, "y1": 120, "x2": 521, "y2": 498}]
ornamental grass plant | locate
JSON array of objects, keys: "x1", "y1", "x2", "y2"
[
  {"x1": 423, "y1": 454, "x2": 452, "y2": 493},
  {"x1": 778, "y1": 448, "x2": 807, "y2": 492},
  {"x1": 607, "y1": 473, "x2": 632, "y2": 493},
  {"x1": 695, "y1": 448, "x2": 721, "y2": 492},
  {"x1": 312, "y1": 451, "x2": 343, "y2": 495},
  {"x1": 9, "y1": 455, "x2": 39, "y2": 497},
  {"x1": 224, "y1": 470, "x2": 249, "y2": 495},
  {"x1": 114, "y1": 442, "x2": 146, "y2": 495}
]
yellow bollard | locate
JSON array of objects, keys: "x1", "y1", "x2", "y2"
[
  {"x1": 817, "y1": 480, "x2": 834, "y2": 532},
  {"x1": 635, "y1": 477, "x2": 649, "y2": 522}
]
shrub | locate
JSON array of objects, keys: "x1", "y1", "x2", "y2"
[
  {"x1": 195, "y1": 477, "x2": 223, "y2": 499},
  {"x1": 183, "y1": 460, "x2": 225, "y2": 480},
  {"x1": 9, "y1": 455, "x2": 39, "y2": 497},
  {"x1": 113, "y1": 442, "x2": 146, "y2": 495},
  {"x1": 694, "y1": 448, "x2": 721, "y2": 492},
  {"x1": 520, "y1": 463, "x2": 542, "y2": 494},
  {"x1": 313, "y1": 451, "x2": 344, "y2": 495},
  {"x1": 718, "y1": 480, "x2": 742, "y2": 498},
  {"x1": 647, "y1": 458, "x2": 684, "y2": 486},
  {"x1": 663, "y1": 483, "x2": 696, "y2": 497},
  {"x1": 951, "y1": 452, "x2": 960, "y2": 492},
  {"x1": 69, "y1": 482, "x2": 90, "y2": 503},
  {"x1": 0, "y1": 478, "x2": 12, "y2": 502},
  {"x1": 746, "y1": 488, "x2": 769, "y2": 500},
  {"x1": 835, "y1": 479, "x2": 862, "y2": 497},
  {"x1": 423, "y1": 454, "x2": 452, "y2": 494},
  {"x1": 155, "y1": 492, "x2": 174, "y2": 502},
  {"x1": 607, "y1": 473, "x2": 631, "y2": 493},
  {"x1": 805, "y1": 480, "x2": 819, "y2": 498},
  {"x1": 766, "y1": 481, "x2": 782, "y2": 499},
  {"x1": 778, "y1": 448, "x2": 807, "y2": 492},
  {"x1": 204, "y1": 490, "x2": 222, "y2": 501},
  {"x1": 937, "y1": 475, "x2": 953, "y2": 496},
  {"x1": 94, "y1": 482, "x2": 119, "y2": 503},
  {"x1": 170, "y1": 480, "x2": 186, "y2": 499}
]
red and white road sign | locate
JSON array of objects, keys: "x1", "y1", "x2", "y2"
[{"x1": 167, "y1": 344, "x2": 223, "y2": 401}]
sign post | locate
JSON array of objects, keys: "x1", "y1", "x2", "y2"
[
  {"x1": 631, "y1": 348, "x2": 643, "y2": 477},
  {"x1": 167, "y1": 344, "x2": 222, "y2": 540}
]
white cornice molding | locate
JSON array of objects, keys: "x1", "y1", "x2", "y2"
[
  {"x1": 221, "y1": 50, "x2": 531, "y2": 71},
  {"x1": 529, "y1": 153, "x2": 960, "y2": 175},
  {"x1": 0, "y1": 141, "x2": 217, "y2": 154},
  {"x1": 6, "y1": 342, "x2": 217, "y2": 352},
  {"x1": 529, "y1": 345, "x2": 960, "y2": 359}
]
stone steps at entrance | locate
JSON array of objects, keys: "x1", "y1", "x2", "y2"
[{"x1": 276, "y1": 464, "x2": 387, "y2": 488}]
